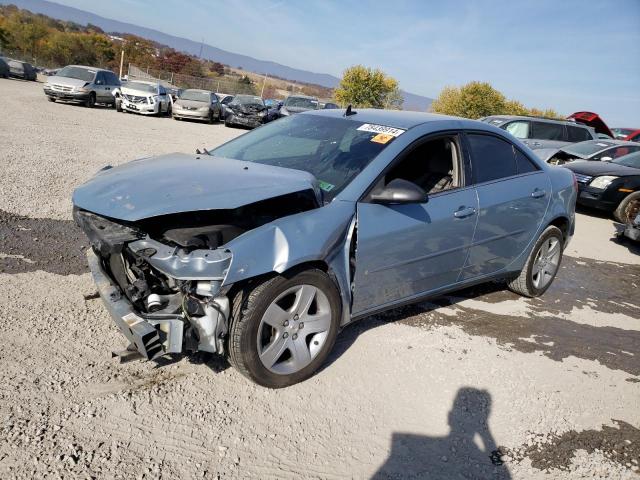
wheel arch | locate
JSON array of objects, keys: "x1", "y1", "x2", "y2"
[{"x1": 548, "y1": 215, "x2": 571, "y2": 243}]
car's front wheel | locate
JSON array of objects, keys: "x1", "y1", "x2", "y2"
[
  {"x1": 228, "y1": 268, "x2": 341, "y2": 388},
  {"x1": 85, "y1": 92, "x2": 96, "y2": 108},
  {"x1": 614, "y1": 191, "x2": 640, "y2": 223},
  {"x1": 508, "y1": 225, "x2": 563, "y2": 297}
]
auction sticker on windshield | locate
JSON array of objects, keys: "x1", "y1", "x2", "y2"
[{"x1": 357, "y1": 124, "x2": 405, "y2": 137}]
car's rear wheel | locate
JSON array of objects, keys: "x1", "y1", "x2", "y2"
[
  {"x1": 85, "y1": 92, "x2": 96, "y2": 108},
  {"x1": 508, "y1": 225, "x2": 563, "y2": 297},
  {"x1": 614, "y1": 191, "x2": 640, "y2": 223},
  {"x1": 228, "y1": 268, "x2": 341, "y2": 388}
]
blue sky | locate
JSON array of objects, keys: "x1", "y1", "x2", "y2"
[{"x1": 54, "y1": 0, "x2": 640, "y2": 126}]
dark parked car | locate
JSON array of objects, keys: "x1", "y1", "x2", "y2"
[
  {"x1": 565, "y1": 151, "x2": 640, "y2": 221},
  {"x1": 536, "y1": 140, "x2": 640, "y2": 165},
  {"x1": 482, "y1": 115, "x2": 597, "y2": 150},
  {"x1": 43, "y1": 65, "x2": 121, "y2": 107},
  {"x1": 279, "y1": 95, "x2": 319, "y2": 116},
  {"x1": 0, "y1": 57, "x2": 9, "y2": 78},
  {"x1": 73, "y1": 109, "x2": 576, "y2": 387},
  {"x1": 224, "y1": 95, "x2": 268, "y2": 128},
  {"x1": 264, "y1": 98, "x2": 282, "y2": 122},
  {"x1": 7, "y1": 59, "x2": 37, "y2": 81},
  {"x1": 323, "y1": 102, "x2": 339, "y2": 109},
  {"x1": 216, "y1": 93, "x2": 234, "y2": 120}
]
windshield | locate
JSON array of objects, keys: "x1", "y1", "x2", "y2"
[
  {"x1": 125, "y1": 82, "x2": 157, "y2": 93},
  {"x1": 57, "y1": 66, "x2": 95, "y2": 82},
  {"x1": 614, "y1": 151, "x2": 640, "y2": 169},
  {"x1": 284, "y1": 97, "x2": 318, "y2": 109},
  {"x1": 180, "y1": 90, "x2": 210, "y2": 102},
  {"x1": 211, "y1": 115, "x2": 399, "y2": 201},
  {"x1": 612, "y1": 128, "x2": 635, "y2": 137},
  {"x1": 235, "y1": 95, "x2": 264, "y2": 106},
  {"x1": 563, "y1": 141, "x2": 615, "y2": 156}
]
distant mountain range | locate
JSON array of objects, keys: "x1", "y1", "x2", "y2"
[{"x1": 1, "y1": 0, "x2": 433, "y2": 110}]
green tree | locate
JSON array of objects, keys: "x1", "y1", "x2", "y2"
[
  {"x1": 431, "y1": 81, "x2": 563, "y2": 119},
  {"x1": 334, "y1": 65, "x2": 403, "y2": 109},
  {"x1": 0, "y1": 24, "x2": 10, "y2": 49},
  {"x1": 431, "y1": 81, "x2": 506, "y2": 118}
]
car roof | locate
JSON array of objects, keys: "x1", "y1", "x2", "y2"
[
  {"x1": 304, "y1": 108, "x2": 480, "y2": 130},
  {"x1": 66, "y1": 65, "x2": 112, "y2": 73},
  {"x1": 286, "y1": 94, "x2": 318, "y2": 99},
  {"x1": 183, "y1": 88, "x2": 211, "y2": 93},
  {"x1": 126, "y1": 79, "x2": 158, "y2": 85},
  {"x1": 484, "y1": 115, "x2": 592, "y2": 127}
]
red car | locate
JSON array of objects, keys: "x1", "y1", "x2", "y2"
[{"x1": 624, "y1": 129, "x2": 640, "y2": 143}]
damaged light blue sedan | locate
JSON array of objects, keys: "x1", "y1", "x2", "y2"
[{"x1": 73, "y1": 109, "x2": 577, "y2": 388}]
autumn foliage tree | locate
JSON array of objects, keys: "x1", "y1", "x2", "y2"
[
  {"x1": 334, "y1": 65, "x2": 403, "y2": 109},
  {"x1": 431, "y1": 81, "x2": 561, "y2": 119}
]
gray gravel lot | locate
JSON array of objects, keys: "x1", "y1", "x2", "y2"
[{"x1": 1, "y1": 79, "x2": 639, "y2": 479}]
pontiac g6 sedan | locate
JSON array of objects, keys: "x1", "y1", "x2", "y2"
[{"x1": 73, "y1": 109, "x2": 576, "y2": 388}]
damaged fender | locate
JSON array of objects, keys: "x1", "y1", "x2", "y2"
[{"x1": 222, "y1": 200, "x2": 357, "y2": 326}]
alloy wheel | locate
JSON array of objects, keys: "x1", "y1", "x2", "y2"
[
  {"x1": 257, "y1": 284, "x2": 332, "y2": 375},
  {"x1": 531, "y1": 236, "x2": 561, "y2": 289}
]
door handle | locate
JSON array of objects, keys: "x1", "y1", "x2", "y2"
[
  {"x1": 531, "y1": 189, "x2": 546, "y2": 198},
  {"x1": 454, "y1": 206, "x2": 476, "y2": 218}
]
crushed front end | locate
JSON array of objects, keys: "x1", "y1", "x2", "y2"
[{"x1": 74, "y1": 208, "x2": 232, "y2": 360}]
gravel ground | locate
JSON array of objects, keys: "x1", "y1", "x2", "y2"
[{"x1": 0, "y1": 79, "x2": 638, "y2": 479}]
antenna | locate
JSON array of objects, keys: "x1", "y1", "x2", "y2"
[{"x1": 344, "y1": 104, "x2": 357, "y2": 117}]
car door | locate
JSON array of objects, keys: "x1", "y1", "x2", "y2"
[
  {"x1": 460, "y1": 132, "x2": 551, "y2": 279},
  {"x1": 93, "y1": 72, "x2": 110, "y2": 102},
  {"x1": 211, "y1": 93, "x2": 220, "y2": 116},
  {"x1": 352, "y1": 133, "x2": 478, "y2": 315}
]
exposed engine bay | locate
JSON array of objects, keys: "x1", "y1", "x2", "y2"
[{"x1": 74, "y1": 189, "x2": 319, "y2": 359}]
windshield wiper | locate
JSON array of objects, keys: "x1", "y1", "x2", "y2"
[{"x1": 195, "y1": 147, "x2": 212, "y2": 156}]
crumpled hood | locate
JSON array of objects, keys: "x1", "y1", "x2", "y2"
[
  {"x1": 72, "y1": 153, "x2": 319, "y2": 222},
  {"x1": 46, "y1": 75, "x2": 88, "y2": 88}
]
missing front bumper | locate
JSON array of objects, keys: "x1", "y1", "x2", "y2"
[{"x1": 87, "y1": 249, "x2": 184, "y2": 360}]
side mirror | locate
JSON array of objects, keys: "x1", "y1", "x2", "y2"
[
  {"x1": 600, "y1": 156, "x2": 613, "y2": 162},
  {"x1": 370, "y1": 178, "x2": 427, "y2": 205}
]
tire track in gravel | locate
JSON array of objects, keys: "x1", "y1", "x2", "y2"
[{"x1": 0, "y1": 209, "x2": 87, "y2": 275}]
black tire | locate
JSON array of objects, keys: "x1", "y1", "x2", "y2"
[
  {"x1": 228, "y1": 268, "x2": 341, "y2": 388},
  {"x1": 115, "y1": 97, "x2": 122, "y2": 112},
  {"x1": 47, "y1": 96, "x2": 56, "y2": 103},
  {"x1": 614, "y1": 191, "x2": 640, "y2": 223},
  {"x1": 85, "y1": 92, "x2": 96, "y2": 108},
  {"x1": 225, "y1": 119, "x2": 232, "y2": 128},
  {"x1": 508, "y1": 225, "x2": 564, "y2": 298},
  {"x1": 173, "y1": 115, "x2": 180, "y2": 121},
  {"x1": 208, "y1": 110, "x2": 214, "y2": 124},
  {"x1": 166, "y1": 103, "x2": 172, "y2": 117}
]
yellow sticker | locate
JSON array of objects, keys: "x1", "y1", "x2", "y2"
[{"x1": 371, "y1": 133, "x2": 394, "y2": 144}]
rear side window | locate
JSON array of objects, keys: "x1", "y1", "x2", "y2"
[
  {"x1": 514, "y1": 149, "x2": 539, "y2": 174},
  {"x1": 504, "y1": 121, "x2": 530, "y2": 139},
  {"x1": 567, "y1": 126, "x2": 592, "y2": 142},
  {"x1": 467, "y1": 134, "x2": 517, "y2": 183},
  {"x1": 532, "y1": 121, "x2": 564, "y2": 141}
]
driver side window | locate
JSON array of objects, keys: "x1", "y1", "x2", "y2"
[{"x1": 383, "y1": 136, "x2": 461, "y2": 195}]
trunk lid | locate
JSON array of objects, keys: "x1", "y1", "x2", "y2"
[{"x1": 72, "y1": 153, "x2": 319, "y2": 221}]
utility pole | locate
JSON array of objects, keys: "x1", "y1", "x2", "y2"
[
  {"x1": 260, "y1": 73, "x2": 269, "y2": 97},
  {"x1": 118, "y1": 49, "x2": 124, "y2": 79}
]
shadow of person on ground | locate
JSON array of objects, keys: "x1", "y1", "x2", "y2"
[{"x1": 371, "y1": 387, "x2": 511, "y2": 480}]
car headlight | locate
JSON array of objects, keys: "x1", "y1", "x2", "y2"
[
  {"x1": 199, "y1": 106, "x2": 209, "y2": 112},
  {"x1": 589, "y1": 175, "x2": 618, "y2": 189},
  {"x1": 72, "y1": 86, "x2": 90, "y2": 93},
  {"x1": 259, "y1": 110, "x2": 266, "y2": 117}
]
